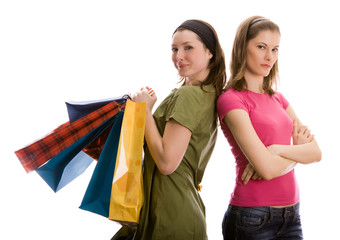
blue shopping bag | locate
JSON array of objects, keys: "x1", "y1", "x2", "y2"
[
  {"x1": 79, "y1": 111, "x2": 124, "y2": 217},
  {"x1": 36, "y1": 117, "x2": 116, "y2": 192},
  {"x1": 66, "y1": 96, "x2": 129, "y2": 123}
]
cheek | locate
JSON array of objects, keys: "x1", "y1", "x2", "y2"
[
  {"x1": 171, "y1": 54, "x2": 177, "y2": 64},
  {"x1": 273, "y1": 55, "x2": 278, "y2": 64},
  {"x1": 247, "y1": 49, "x2": 258, "y2": 65},
  {"x1": 246, "y1": 55, "x2": 255, "y2": 70}
]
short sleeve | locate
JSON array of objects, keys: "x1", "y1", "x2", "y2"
[
  {"x1": 274, "y1": 92, "x2": 290, "y2": 109},
  {"x1": 217, "y1": 89, "x2": 248, "y2": 123},
  {"x1": 166, "y1": 86, "x2": 203, "y2": 132}
]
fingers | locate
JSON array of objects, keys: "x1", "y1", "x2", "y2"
[
  {"x1": 148, "y1": 88, "x2": 155, "y2": 96},
  {"x1": 293, "y1": 118, "x2": 298, "y2": 136},
  {"x1": 134, "y1": 87, "x2": 156, "y2": 97},
  {"x1": 242, "y1": 163, "x2": 263, "y2": 185},
  {"x1": 132, "y1": 87, "x2": 157, "y2": 107},
  {"x1": 252, "y1": 172, "x2": 263, "y2": 181},
  {"x1": 242, "y1": 163, "x2": 255, "y2": 185}
]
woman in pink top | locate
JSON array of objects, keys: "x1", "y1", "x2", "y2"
[{"x1": 217, "y1": 16, "x2": 322, "y2": 239}]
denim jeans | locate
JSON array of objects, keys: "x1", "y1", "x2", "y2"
[{"x1": 222, "y1": 203, "x2": 303, "y2": 240}]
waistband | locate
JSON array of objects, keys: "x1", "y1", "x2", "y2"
[{"x1": 228, "y1": 203, "x2": 300, "y2": 215}]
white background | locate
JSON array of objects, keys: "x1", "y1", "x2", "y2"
[{"x1": 1, "y1": 0, "x2": 339, "y2": 239}]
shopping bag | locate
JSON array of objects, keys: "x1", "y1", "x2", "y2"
[
  {"x1": 65, "y1": 96, "x2": 129, "y2": 160},
  {"x1": 66, "y1": 95, "x2": 129, "y2": 123},
  {"x1": 35, "y1": 116, "x2": 116, "y2": 192},
  {"x1": 79, "y1": 111, "x2": 124, "y2": 217},
  {"x1": 109, "y1": 100, "x2": 146, "y2": 225},
  {"x1": 15, "y1": 100, "x2": 124, "y2": 173}
]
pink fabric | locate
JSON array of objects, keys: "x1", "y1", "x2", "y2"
[{"x1": 217, "y1": 88, "x2": 299, "y2": 207}]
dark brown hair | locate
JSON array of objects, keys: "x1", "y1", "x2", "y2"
[{"x1": 174, "y1": 19, "x2": 227, "y2": 97}]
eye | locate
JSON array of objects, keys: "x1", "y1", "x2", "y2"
[
  {"x1": 171, "y1": 47, "x2": 178, "y2": 53},
  {"x1": 272, "y1": 48, "x2": 279, "y2": 52},
  {"x1": 185, "y1": 45, "x2": 193, "y2": 50},
  {"x1": 257, "y1": 45, "x2": 265, "y2": 50}
]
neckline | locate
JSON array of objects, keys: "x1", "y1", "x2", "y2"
[{"x1": 242, "y1": 89, "x2": 267, "y2": 95}]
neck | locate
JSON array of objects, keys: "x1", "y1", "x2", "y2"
[
  {"x1": 244, "y1": 72, "x2": 264, "y2": 93},
  {"x1": 184, "y1": 69, "x2": 209, "y2": 86},
  {"x1": 185, "y1": 79, "x2": 202, "y2": 86}
]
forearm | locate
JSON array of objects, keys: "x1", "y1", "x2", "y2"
[
  {"x1": 143, "y1": 110, "x2": 167, "y2": 170},
  {"x1": 269, "y1": 155, "x2": 297, "y2": 177},
  {"x1": 272, "y1": 139, "x2": 322, "y2": 164},
  {"x1": 254, "y1": 153, "x2": 297, "y2": 180}
]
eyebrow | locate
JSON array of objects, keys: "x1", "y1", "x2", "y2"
[
  {"x1": 257, "y1": 41, "x2": 280, "y2": 48},
  {"x1": 171, "y1": 41, "x2": 193, "y2": 47}
]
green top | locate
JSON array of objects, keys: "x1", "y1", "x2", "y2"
[{"x1": 135, "y1": 85, "x2": 217, "y2": 240}]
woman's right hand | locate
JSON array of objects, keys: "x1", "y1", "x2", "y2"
[
  {"x1": 242, "y1": 163, "x2": 262, "y2": 185},
  {"x1": 132, "y1": 86, "x2": 157, "y2": 112}
]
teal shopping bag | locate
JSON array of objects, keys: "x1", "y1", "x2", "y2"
[
  {"x1": 79, "y1": 111, "x2": 124, "y2": 217},
  {"x1": 36, "y1": 117, "x2": 116, "y2": 192}
]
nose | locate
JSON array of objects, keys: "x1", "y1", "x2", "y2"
[
  {"x1": 265, "y1": 50, "x2": 273, "y2": 61},
  {"x1": 176, "y1": 49, "x2": 184, "y2": 62}
]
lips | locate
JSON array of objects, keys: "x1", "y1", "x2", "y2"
[
  {"x1": 177, "y1": 62, "x2": 188, "y2": 70},
  {"x1": 261, "y1": 64, "x2": 271, "y2": 68}
]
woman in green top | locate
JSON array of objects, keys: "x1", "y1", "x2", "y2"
[{"x1": 112, "y1": 19, "x2": 226, "y2": 240}]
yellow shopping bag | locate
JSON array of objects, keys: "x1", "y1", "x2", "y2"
[{"x1": 109, "y1": 100, "x2": 146, "y2": 225}]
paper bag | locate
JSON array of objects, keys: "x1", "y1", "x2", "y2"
[{"x1": 109, "y1": 100, "x2": 146, "y2": 225}]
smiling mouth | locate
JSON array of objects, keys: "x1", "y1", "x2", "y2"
[
  {"x1": 261, "y1": 64, "x2": 271, "y2": 68},
  {"x1": 178, "y1": 64, "x2": 188, "y2": 69}
]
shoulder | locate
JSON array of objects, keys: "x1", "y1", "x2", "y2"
[
  {"x1": 273, "y1": 91, "x2": 290, "y2": 109},
  {"x1": 176, "y1": 85, "x2": 216, "y2": 105},
  {"x1": 217, "y1": 88, "x2": 249, "y2": 122},
  {"x1": 165, "y1": 86, "x2": 215, "y2": 132},
  {"x1": 177, "y1": 85, "x2": 214, "y2": 97},
  {"x1": 217, "y1": 88, "x2": 247, "y2": 109}
]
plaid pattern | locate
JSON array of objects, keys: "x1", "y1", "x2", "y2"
[{"x1": 15, "y1": 101, "x2": 125, "y2": 173}]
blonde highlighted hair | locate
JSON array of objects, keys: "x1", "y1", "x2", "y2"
[{"x1": 227, "y1": 16, "x2": 280, "y2": 96}]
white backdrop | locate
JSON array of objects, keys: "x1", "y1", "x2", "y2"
[{"x1": 1, "y1": 0, "x2": 338, "y2": 239}]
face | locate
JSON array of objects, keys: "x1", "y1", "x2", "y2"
[
  {"x1": 245, "y1": 30, "x2": 280, "y2": 79},
  {"x1": 171, "y1": 29, "x2": 213, "y2": 84}
]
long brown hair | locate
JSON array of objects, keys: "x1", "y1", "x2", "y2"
[
  {"x1": 227, "y1": 16, "x2": 280, "y2": 96},
  {"x1": 174, "y1": 20, "x2": 227, "y2": 97}
]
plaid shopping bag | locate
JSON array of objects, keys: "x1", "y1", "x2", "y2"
[{"x1": 15, "y1": 101, "x2": 125, "y2": 173}]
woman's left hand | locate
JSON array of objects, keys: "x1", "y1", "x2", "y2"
[
  {"x1": 292, "y1": 118, "x2": 314, "y2": 145},
  {"x1": 132, "y1": 86, "x2": 157, "y2": 112}
]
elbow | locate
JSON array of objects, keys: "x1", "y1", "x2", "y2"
[
  {"x1": 308, "y1": 143, "x2": 322, "y2": 163},
  {"x1": 314, "y1": 148, "x2": 322, "y2": 162},
  {"x1": 155, "y1": 155, "x2": 182, "y2": 175},
  {"x1": 310, "y1": 140, "x2": 322, "y2": 163},
  {"x1": 157, "y1": 162, "x2": 177, "y2": 175},
  {"x1": 259, "y1": 165, "x2": 292, "y2": 181},
  {"x1": 158, "y1": 167, "x2": 175, "y2": 175},
  {"x1": 261, "y1": 173, "x2": 276, "y2": 181},
  {"x1": 255, "y1": 168, "x2": 276, "y2": 181}
]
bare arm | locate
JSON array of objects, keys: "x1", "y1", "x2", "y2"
[
  {"x1": 224, "y1": 109, "x2": 296, "y2": 181},
  {"x1": 133, "y1": 87, "x2": 191, "y2": 175},
  {"x1": 267, "y1": 105, "x2": 322, "y2": 164}
]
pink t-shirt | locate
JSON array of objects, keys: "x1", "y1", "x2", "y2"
[{"x1": 217, "y1": 88, "x2": 299, "y2": 207}]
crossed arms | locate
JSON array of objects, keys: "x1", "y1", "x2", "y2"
[{"x1": 223, "y1": 105, "x2": 322, "y2": 184}]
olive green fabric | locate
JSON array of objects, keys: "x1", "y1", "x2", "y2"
[{"x1": 112, "y1": 85, "x2": 217, "y2": 240}]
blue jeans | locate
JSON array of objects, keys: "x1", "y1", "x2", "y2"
[{"x1": 222, "y1": 203, "x2": 303, "y2": 240}]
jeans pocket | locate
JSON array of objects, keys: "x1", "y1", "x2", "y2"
[
  {"x1": 294, "y1": 212, "x2": 302, "y2": 224},
  {"x1": 236, "y1": 211, "x2": 268, "y2": 231}
]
